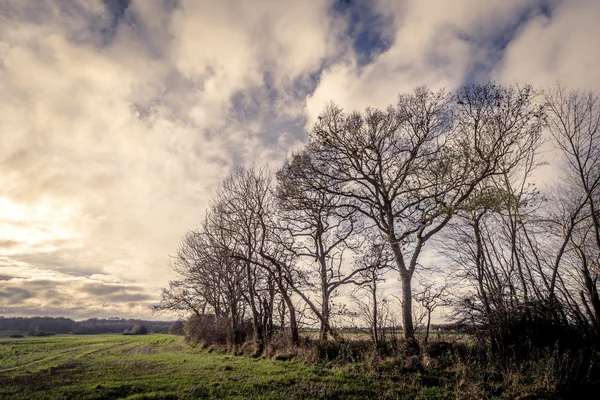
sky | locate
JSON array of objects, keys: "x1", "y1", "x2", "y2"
[{"x1": 1, "y1": 0, "x2": 599, "y2": 320}]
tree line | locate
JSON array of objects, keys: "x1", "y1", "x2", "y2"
[
  {"x1": 157, "y1": 83, "x2": 600, "y2": 356},
  {"x1": 0, "y1": 316, "x2": 178, "y2": 335}
]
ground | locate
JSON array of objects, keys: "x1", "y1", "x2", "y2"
[{"x1": 0, "y1": 334, "x2": 456, "y2": 399}]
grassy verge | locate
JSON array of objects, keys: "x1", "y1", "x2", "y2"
[
  {"x1": 3, "y1": 333, "x2": 589, "y2": 399},
  {"x1": 0, "y1": 334, "x2": 455, "y2": 400}
]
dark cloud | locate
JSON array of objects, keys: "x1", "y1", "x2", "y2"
[
  {"x1": 129, "y1": 67, "x2": 212, "y2": 128},
  {"x1": 102, "y1": 0, "x2": 131, "y2": 25},
  {"x1": 15, "y1": 254, "x2": 67, "y2": 271},
  {"x1": 15, "y1": 252, "x2": 108, "y2": 278},
  {"x1": 0, "y1": 277, "x2": 158, "y2": 319},
  {"x1": 21, "y1": 279, "x2": 60, "y2": 288},
  {"x1": 82, "y1": 281, "x2": 147, "y2": 297},
  {"x1": 0, "y1": 287, "x2": 33, "y2": 301},
  {"x1": 110, "y1": 292, "x2": 155, "y2": 302}
]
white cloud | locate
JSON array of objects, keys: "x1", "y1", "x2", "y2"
[
  {"x1": 0, "y1": 0, "x2": 344, "y2": 317},
  {"x1": 0, "y1": 0, "x2": 598, "y2": 319},
  {"x1": 307, "y1": 0, "x2": 554, "y2": 121},
  {"x1": 495, "y1": 0, "x2": 600, "y2": 91}
]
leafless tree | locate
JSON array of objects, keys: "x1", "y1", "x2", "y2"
[
  {"x1": 207, "y1": 166, "x2": 301, "y2": 346},
  {"x1": 413, "y1": 278, "x2": 449, "y2": 344},
  {"x1": 276, "y1": 154, "x2": 369, "y2": 340},
  {"x1": 439, "y1": 85, "x2": 600, "y2": 353},
  {"x1": 296, "y1": 84, "x2": 543, "y2": 345},
  {"x1": 440, "y1": 163, "x2": 553, "y2": 351},
  {"x1": 154, "y1": 228, "x2": 247, "y2": 345},
  {"x1": 351, "y1": 241, "x2": 394, "y2": 347},
  {"x1": 545, "y1": 85, "x2": 600, "y2": 334}
]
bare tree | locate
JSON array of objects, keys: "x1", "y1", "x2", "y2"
[
  {"x1": 296, "y1": 84, "x2": 543, "y2": 345},
  {"x1": 413, "y1": 278, "x2": 449, "y2": 344},
  {"x1": 545, "y1": 85, "x2": 600, "y2": 334},
  {"x1": 351, "y1": 242, "x2": 394, "y2": 347},
  {"x1": 276, "y1": 154, "x2": 368, "y2": 340},
  {"x1": 440, "y1": 168, "x2": 552, "y2": 352},
  {"x1": 154, "y1": 228, "x2": 248, "y2": 345},
  {"x1": 441, "y1": 85, "x2": 600, "y2": 353},
  {"x1": 207, "y1": 166, "x2": 301, "y2": 346}
]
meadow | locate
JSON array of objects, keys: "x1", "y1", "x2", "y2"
[{"x1": 0, "y1": 334, "x2": 457, "y2": 400}]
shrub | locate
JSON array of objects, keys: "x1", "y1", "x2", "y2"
[
  {"x1": 311, "y1": 340, "x2": 374, "y2": 363},
  {"x1": 183, "y1": 315, "x2": 253, "y2": 347},
  {"x1": 131, "y1": 324, "x2": 148, "y2": 335},
  {"x1": 26, "y1": 326, "x2": 55, "y2": 337},
  {"x1": 184, "y1": 315, "x2": 229, "y2": 345}
]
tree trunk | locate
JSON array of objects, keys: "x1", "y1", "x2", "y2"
[
  {"x1": 264, "y1": 279, "x2": 275, "y2": 342},
  {"x1": 372, "y1": 270, "x2": 379, "y2": 347},
  {"x1": 318, "y1": 245, "x2": 330, "y2": 341},
  {"x1": 270, "y1": 270, "x2": 299, "y2": 346},
  {"x1": 289, "y1": 284, "x2": 341, "y2": 341},
  {"x1": 388, "y1": 235, "x2": 416, "y2": 343},
  {"x1": 400, "y1": 273, "x2": 416, "y2": 340},
  {"x1": 279, "y1": 287, "x2": 300, "y2": 345},
  {"x1": 320, "y1": 292, "x2": 330, "y2": 341},
  {"x1": 279, "y1": 298, "x2": 286, "y2": 332},
  {"x1": 424, "y1": 310, "x2": 431, "y2": 344},
  {"x1": 246, "y1": 262, "x2": 264, "y2": 354},
  {"x1": 229, "y1": 300, "x2": 238, "y2": 346}
]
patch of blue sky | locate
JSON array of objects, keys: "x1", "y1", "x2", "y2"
[{"x1": 332, "y1": 0, "x2": 394, "y2": 67}]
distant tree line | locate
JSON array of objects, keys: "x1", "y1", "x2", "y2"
[
  {"x1": 157, "y1": 83, "x2": 600, "y2": 360},
  {"x1": 0, "y1": 316, "x2": 180, "y2": 335}
]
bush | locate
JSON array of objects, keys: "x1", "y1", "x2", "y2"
[
  {"x1": 26, "y1": 327, "x2": 55, "y2": 337},
  {"x1": 183, "y1": 315, "x2": 253, "y2": 347},
  {"x1": 131, "y1": 324, "x2": 148, "y2": 335},
  {"x1": 311, "y1": 340, "x2": 374, "y2": 363},
  {"x1": 184, "y1": 315, "x2": 229, "y2": 345}
]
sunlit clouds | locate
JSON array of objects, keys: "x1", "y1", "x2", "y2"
[{"x1": 0, "y1": 0, "x2": 598, "y2": 319}]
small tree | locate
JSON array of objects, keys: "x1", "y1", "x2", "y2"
[
  {"x1": 413, "y1": 278, "x2": 449, "y2": 344},
  {"x1": 352, "y1": 242, "x2": 394, "y2": 347}
]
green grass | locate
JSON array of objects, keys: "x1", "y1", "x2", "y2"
[
  {"x1": 0, "y1": 334, "x2": 458, "y2": 399},
  {"x1": 3, "y1": 333, "x2": 570, "y2": 399},
  {"x1": 0, "y1": 335, "x2": 458, "y2": 399}
]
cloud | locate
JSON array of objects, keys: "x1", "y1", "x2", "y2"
[
  {"x1": 0, "y1": 287, "x2": 34, "y2": 302},
  {"x1": 0, "y1": 258, "x2": 157, "y2": 318},
  {"x1": 494, "y1": 0, "x2": 600, "y2": 91},
  {"x1": 0, "y1": 0, "x2": 597, "y2": 319},
  {"x1": 0, "y1": 0, "x2": 347, "y2": 318},
  {"x1": 306, "y1": 0, "x2": 557, "y2": 120}
]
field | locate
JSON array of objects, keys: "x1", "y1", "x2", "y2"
[{"x1": 0, "y1": 334, "x2": 456, "y2": 400}]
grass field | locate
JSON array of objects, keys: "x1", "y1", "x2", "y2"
[{"x1": 0, "y1": 334, "x2": 456, "y2": 399}]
